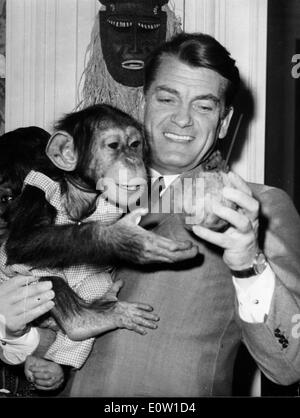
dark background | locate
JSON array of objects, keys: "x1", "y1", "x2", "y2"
[
  {"x1": 233, "y1": 0, "x2": 300, "y2": 397},
  {"x1": 265, "y1": 0, "x2": 300, "y2": 214}
]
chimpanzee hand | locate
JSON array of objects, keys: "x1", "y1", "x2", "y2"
[
  {"x1": 106, "y1": 300, "x2": 160, "y2": 335},
  {"x1": 25, "y1": 355, "x2": 64, "y2": 391},
  {"x1": 98, "y1": 279, "x2": 159, "y2": 334},
  {"x1": 58, "y1": 280, "x2": 158, "y2": 340},
  {"x1": 107, "y1": 208, "x2": 199, "y2": 264}
]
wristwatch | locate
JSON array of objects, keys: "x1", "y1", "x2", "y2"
[{"x1": 230, "y1": 251, "x2": 268, "y2": 278}]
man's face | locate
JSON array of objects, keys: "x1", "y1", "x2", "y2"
[{"x1": 144, "y1": 55, "x2": 233, "y2": 174}]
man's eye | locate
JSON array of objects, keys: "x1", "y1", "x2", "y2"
[
  {"x1": 157, "y1": 96, "x2": 175, "y2": 104},
  {"x1": 193, "y1": 102, "x2": 214, "y2": 112},
  {"x1": 1, "y1": 195, "x2": 13, "y2": 204}
]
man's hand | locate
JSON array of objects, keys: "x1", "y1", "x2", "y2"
[
  {"x1": 25, "y1": 355, "x2": 65, "y2": 391},
  {"x1": 0, "y1": 275, "x2": 55, "y2": 338},
  {"x1": 108, "y1": 208, "x2": 199, "y2": 264},
  {"x1": 192, "y1": 171, "x2": 260, "y2": 270}
]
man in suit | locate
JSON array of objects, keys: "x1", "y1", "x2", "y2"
[{"x1": 68, "y1": 32, "x2": 300, "y2": 396}]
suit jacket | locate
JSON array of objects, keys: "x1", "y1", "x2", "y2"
[{"x1": 69, "y1": 179, "x2": 300, "y2": 397}]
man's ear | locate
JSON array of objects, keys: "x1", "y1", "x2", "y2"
[
  {"x1": 46, "y1": 131, "x2": 78, "y2": 171},
  {"x1": 219, "y1": 106, "x2": 234, "y2": 139}
]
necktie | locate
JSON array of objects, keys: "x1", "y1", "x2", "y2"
[{"x1": 149, "y1": 176, "x2": 166, "y2": 213}]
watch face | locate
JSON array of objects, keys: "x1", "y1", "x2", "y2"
[{"x1": 254, "y1": 252, "x2": 267, "y2": 274}]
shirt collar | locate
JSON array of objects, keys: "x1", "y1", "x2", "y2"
[{"x1": 149, "y1": 167, "x2": 180, "y2": 192}]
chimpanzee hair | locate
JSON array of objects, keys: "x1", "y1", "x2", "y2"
[
  {"x1": 0, "y1": 126, "x2": 51, "y2": 196},
  {"x1": 54, "y1": 104, "x2": 144, "y2": 179},
  {"x1": 0, "y1": 127, "x2": 60, "y2": 234}
]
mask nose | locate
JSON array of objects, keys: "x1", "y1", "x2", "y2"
[{"x1": 127, "y1": 24, "x2": 142, "y2": 54}]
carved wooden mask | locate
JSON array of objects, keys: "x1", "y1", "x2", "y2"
[{"x1": 99, "y1": 0, "x2": 168, "y2": 87}]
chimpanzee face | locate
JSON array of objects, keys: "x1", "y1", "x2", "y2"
[
  {"x1": 0, "y1": 179, "x2": 15, "y2": 243},
  {"x1": 88, "y1": 124, "x2": 147, "y2": 209},
  {"x1": 99, "y1": 1, "x2": 167, "y2": 87}
]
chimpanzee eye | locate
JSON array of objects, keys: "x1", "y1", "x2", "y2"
[
  {"x1": 130, "y1": 140, "x2": 141, "y2": 148},
  {"x1": 107, "y1": 142, "x2": 119, "y2": 150},
  {"x1": 1, "y1": 195, "x2": 13, "y2": 204}
]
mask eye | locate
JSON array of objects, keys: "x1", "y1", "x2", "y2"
[
  {"x1": 137, "y1": 22, "x2": 161, "y2": 30},
  {"x1": 107, "y1": 18, "x2": 133, "y2": 29}
]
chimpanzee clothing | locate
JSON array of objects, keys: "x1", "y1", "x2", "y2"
[{"x1": 0, "y1": 170, "x2": 123, "y2": 368}]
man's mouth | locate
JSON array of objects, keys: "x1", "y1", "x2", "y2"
[{"x1": 164, "y1": 132, "x2": 194, "y2": 142}]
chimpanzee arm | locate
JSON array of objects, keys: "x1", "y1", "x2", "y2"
[
  {"x1": 39, "y1": 277, "x2": 159, "y2": 341},
  {"x1": 6, "y1": 186, "x2": 198, "y2": 269}
]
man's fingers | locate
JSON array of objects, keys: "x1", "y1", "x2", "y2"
[
  {"x1": 13, "y1": 289, "x2": 55, "y2": 316},
  {"x1": 21, "y1": 300, "x2": 55, "y2": 323},
  {"x1": 228, "y1": 171, "x2": 252, "y2": 196},
  {"x1": 223, "y1": 187, "x2": 259, "y2": 219},
  {"x1": 192, "y1": 225, "x2": 227, "y2": 248},
  {"x1": 12, "y1": 280, "x2": 53, "y2": 303},
  {"x1": 212, "y1": 202, "x2": 252, "y2": 233},
  {"x1": 0, "y1": 274, "x2": 39, "y2": 294}
]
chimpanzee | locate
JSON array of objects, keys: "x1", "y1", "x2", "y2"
[
  {"x1": 0, "y1": 106, "x2": 167, "y2": 370},
  {"x1": 0, "y1": 127, "x2": 51, "y2": 245}
]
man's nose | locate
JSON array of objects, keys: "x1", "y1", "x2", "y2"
[{"x1": 170, "y1": 106, "x2": 193, "y2": 128}]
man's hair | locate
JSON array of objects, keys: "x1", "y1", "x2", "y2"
[{"x1": 144, "y1": 32, "x2": 240, "y2": 106}]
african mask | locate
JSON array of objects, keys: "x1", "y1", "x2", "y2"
[{"x1": 99, "y1": 0, "x2": 168, "y2": 87}]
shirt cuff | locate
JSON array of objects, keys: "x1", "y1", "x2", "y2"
[
  {"x1": 0, "y1": 319, "x2": 40, "y2": 365},
  {"x1": 232, "y1": 263, "x2": 275, "y2": 323}
]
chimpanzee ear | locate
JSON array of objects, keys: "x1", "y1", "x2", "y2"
[{"x1": 46, "y1": 131, "x2": 78, "y2": 171}]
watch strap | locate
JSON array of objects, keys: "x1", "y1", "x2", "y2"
[
  {"x1": 230, "y1": 266, "x2": 257, "y2": 278},
  {"x1": 230, "y1": 251, "x2": 268, "y2": 278}
]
